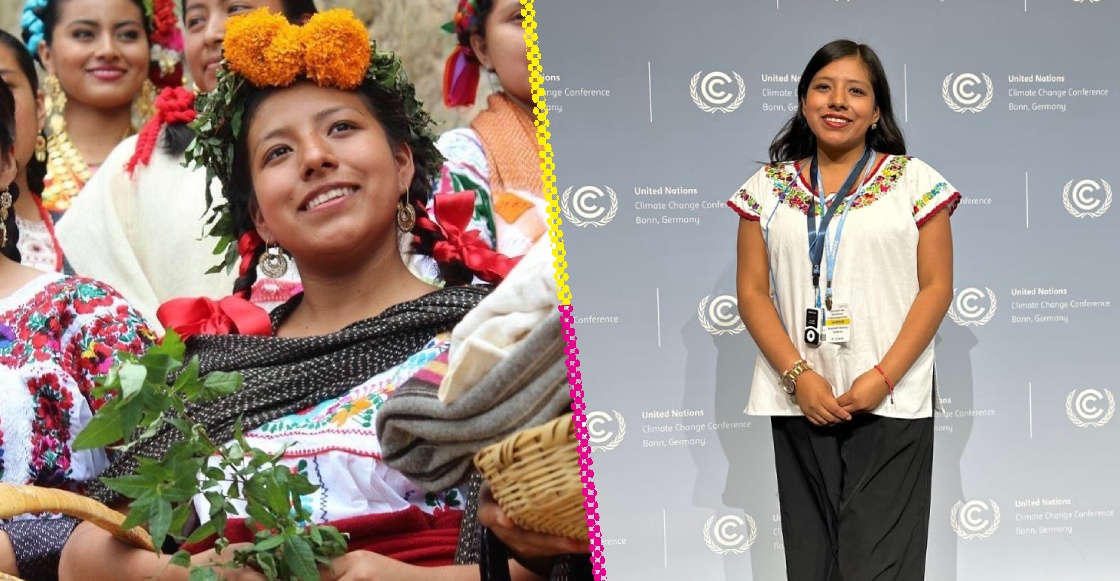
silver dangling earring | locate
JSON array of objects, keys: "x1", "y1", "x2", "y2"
[
  {"x1": 259, "y1": 242, "x2": 290, "y2": 278},
  {"x1": 871, "y1": 122, "x2": 878, "y2": 131},
  {"x1": 396, "y1": 190, "x2": 416, "y2": 233}
]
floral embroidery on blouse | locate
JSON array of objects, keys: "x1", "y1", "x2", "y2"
[
  {"x1": 0, "y1": 276, "x2": 153, "y2": 491},
  {"x1": 912, "y1": 182, "x2": 949, "y2": 217},
  {"x1": 742, "y1": 156, "x2": 913, "y2": 217}
]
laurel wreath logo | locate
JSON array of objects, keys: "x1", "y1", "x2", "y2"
[
  {"x1": 942, "y1": 73, "x2": 994, "y2": 113},
  {"x1": 698, "y1": 295, "x2": 746, "y2": 336},
  {"x1": 560, "y1": 186, "x2": 619, "y2": 228},
  {"x1": 690, "y1": 71, "x2": 746, "y2": 114},
  {"x1": 587, "y1": 410, "x2": 627, "y2": 452},
  {"x1": 1066, "y1": 389, "x2": 1116, "y2": 428},
  {"x1": 703, "y1": 514, "x2": 758, "y2": 555},
  {"x1": 1062, "y1": 179, "x2": 1112, "y2": 219},
  {"x1": 947, "y1": 287, "x2": 997, "y2": 327},
  {"x1": 950, "y1": 500, "x2": 1001, "y2": 540}
]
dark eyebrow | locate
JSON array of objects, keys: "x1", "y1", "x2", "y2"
[{"x1": 252, "y1": 105, "x2": 359, "y2": 159}]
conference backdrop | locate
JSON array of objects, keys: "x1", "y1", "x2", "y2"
[{"x1": 535, "y1": 1, "x2": 1120, "y2": 579}]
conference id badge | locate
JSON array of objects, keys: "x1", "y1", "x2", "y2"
[{"x1": 823, "y1": 305, "x2": 851, "y2": 344}]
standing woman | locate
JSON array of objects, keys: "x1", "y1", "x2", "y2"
[
  {"x1": 727, "y1": 40, "x2": 958, "y2": 581},
  {"x1": 0, "y1": 30, "x2": 61, "y2": 272},
  {"x1": 55, "y1": 0, "x2": 318, "y2": 328},
  {"x1": 20, "y1": 0, "x2": 164, "y2": 220},
  {"x1": 435, "y1": 0, "x2": 546, "y2": 263}
]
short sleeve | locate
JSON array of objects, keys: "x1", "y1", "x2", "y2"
[
  {"x1": 726, "y1": 166, "x2": 773, "y2": 221},
  {"x1": 906, "y1": 158, "x2": 962, "y2": 227},
  {"x1": 432, "y1": 128, "x2": 497, "y2": 250}
]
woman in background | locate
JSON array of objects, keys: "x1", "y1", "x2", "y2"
[
  {"x1": 19, "y1": 0, "x2": 169, "y2": 220},
  {"x1": 0, "y1": 30, "x2": 60, "y2": 272},
  {"x1": 55, "y1": 0, "x2": 318, "y2": 328},
  {"x1": 0, "y1": 79, "x2": 154, "y2": 581},
  {"x1": 433, "y1": 0, "x2": 545, "y2": 267}
]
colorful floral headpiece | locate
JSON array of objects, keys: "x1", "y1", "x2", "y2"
[
  {"x1": 184, "y1": 8, "x2": 444, "y2": 273},
  {"x1": 144, "y1": 0, "x2": 185, "y2": 89},
  {"x1": 441, "y1": 0, "x2": 483, "y2": 108},
  {"x1": 21, "y1": 0, "x2": 184, "y2": 89}
]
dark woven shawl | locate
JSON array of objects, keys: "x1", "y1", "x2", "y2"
[{"x1": 88, "y1": 285, "x2": 489, "y2": 506}]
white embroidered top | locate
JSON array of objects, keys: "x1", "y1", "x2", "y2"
[{"x1": 727, "y1": 155, "x2": 960, "y2": 420}]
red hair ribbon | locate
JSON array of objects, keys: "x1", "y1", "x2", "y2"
[
  {"x1": 126, "y1": 86, "x2": 198, "y2": 177},
  {"x1": 442, "y1": 45, "x2": 480, "y2": 108},
  {"x1": 156, "y1": 295, "x2": 272, "y2": 343},
  {"x1": 430, "y1": 191, "x2": 520, "y2": 284},
  {"x1": 237, "y1": 231, "x2": 265, "y2": 280}
]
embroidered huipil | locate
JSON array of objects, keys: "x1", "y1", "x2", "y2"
[
  {"x1": 727, "y1": 156, "x2": 960, "y2": 420},
  {"x1": 191, "y1": 335, "x2": 465, "y2": 528},
  {"x1": 0, "y1": 273, "x2": 153, "y2": 490}
]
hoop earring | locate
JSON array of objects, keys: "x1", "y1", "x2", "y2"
[
  {"x1": 0, "y1": 189, "x2": 11, "y2": 248},
  {"x1": 396, "y1": 191, "x2": 416, "y2": 233},
  {"x1": 34, "y1": 134, "x2": 46, "y2": 162},
  {"x1": 259, "y1": 242, "x2": 290, "y2": 279}
]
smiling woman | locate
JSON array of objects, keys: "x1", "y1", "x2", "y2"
[
  {"x1": 53, "y1": 0, "x2": 318, "y2": 329},
  {"x1": 52, "y1": 8, "x2": 539, "y2": 581},
  {"x1": 727, "y1": 39, "x2": 960, "y2": 581},
  {"x1": 19, "y1": 0, "x2": 169, "y2": 219}
]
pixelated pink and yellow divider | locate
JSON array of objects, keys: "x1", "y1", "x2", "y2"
[{"x1": 522, "y1": 1, "x2": 607, "y2": 579}]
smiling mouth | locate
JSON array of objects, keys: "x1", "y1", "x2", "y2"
[
  {"x1": 304, "y1": 186, "x2": 358, "y2": 210},
  {"x1": 823, "y1": 115, "x2": 851, "y2": 125}
]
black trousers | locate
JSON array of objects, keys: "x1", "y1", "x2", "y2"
[{"x1": 771, "y1": 414, "x2": 934, "y2": 581}]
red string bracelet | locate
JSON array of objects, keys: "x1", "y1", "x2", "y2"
[{"x1": 874, "y1": 364, "x2": 894, "y2": 404}]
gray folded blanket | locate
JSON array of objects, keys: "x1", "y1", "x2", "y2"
[{"x1": 377, "y1": 311, "x2": 571, "y2": 492}]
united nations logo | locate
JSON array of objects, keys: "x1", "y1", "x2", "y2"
[
  {"x1": 947, "y1": 287, "x2": 997, "y2": 327},
  {"x1": 698, "y1": 295, "x2": 745, "y2": 336},
  {"x1": 586, "y1": 410, "x2": 626, "y2": 452},
  {"x1": 690, "y1": 71, "x2": 746, "y2": 113},
  {"x1": 950, "y1": 500, "x2": 1000, "y2": 540},
  {"x1": 560, "y1": 186, "x2": 618, "y2": 228},
  {"x1": 942, "y1": 73, "x2": 994, "y2": 113},
  {"x1": 703, "y1": 513, "x2": 758, "y2": 554},
  {"x1": 1062, "y1": 179, "x2": 1112, "y2": 218},
  {"x1": 1066, "y1": 389, "x2": 1115, "y2": 428}
]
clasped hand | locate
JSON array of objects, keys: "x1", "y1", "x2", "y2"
[{"x1": 796, "y1": 369, "x2": 890, "y2": 426}]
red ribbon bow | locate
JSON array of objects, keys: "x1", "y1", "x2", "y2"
[
  {"x1": 431, "y1": 192, "x2": 520, "y2": 284},
  {"x1": 156, "y1": 295, "x2": 272, "y2": 342}
]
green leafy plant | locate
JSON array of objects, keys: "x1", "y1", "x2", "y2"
[{"x1": 74, "y1": 331, "x2": 348, "y2": 581}]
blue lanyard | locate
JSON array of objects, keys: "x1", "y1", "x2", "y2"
[{"x1": 807, "y1": 148, "x2": 872, "y2": 309}]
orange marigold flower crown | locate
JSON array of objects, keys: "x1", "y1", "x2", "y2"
[{"x1": 184, "y1": 8, "x2": 443, "y2": 274}]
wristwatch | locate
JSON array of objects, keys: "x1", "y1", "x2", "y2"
[{"x1": 780, "y1": 359, "x2": 811, "y2": 395}]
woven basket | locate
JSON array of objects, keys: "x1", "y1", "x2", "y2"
[
  {"x1": 473, "y1": 413, "x2": 588, "y2": 543},
  {"x1": 0, "y1": 483, "x2": 154, "y2": 581}
]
